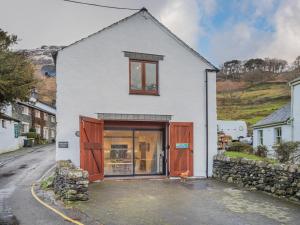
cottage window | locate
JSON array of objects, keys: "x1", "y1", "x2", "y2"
[
  {"x1": 1, "y1": 120, "x2": 6, "y2": 128},
  {"x1": 50, "y1": 115, "x2": 56, "y2": 123},
  {"x1": 35, "y1": 110, "x2": 40, "y2": 118},
  {"x1": 22, "y1": 122, "x2": 29, "y2": 133},
  {"x1": 129, "y1": 60, "x2": 158, "y2": 95},
  {"x1": 274, "y1": 127, "x2": 282, "y2": 145},
  {"x1": 258, "y1": 130, "x2": 263, "y2": 145},
  {"x1": 22, "y1": 106, "x2": 29, "y2": 115},
  {"x1": 50, "y1": 129, "x2": 55, "y2": 138},
  {"x1": 44, "y1": 113, "x2": 48, "y2": 121},
  {"x1": 43, "y1": 127, "x2": 49, "y2": 139},
  {"x1": 35, "y1": 125, "x2": 41, "y2": 134}
]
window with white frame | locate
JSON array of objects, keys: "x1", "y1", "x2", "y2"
[
  {"x1": 43, "y1": 127, "x2": 49, "y2": 139},
  {"x1": 22, "y1": 106, "x2": 29, "y2": 115},
  {"x1": 35, "y1": 110, "x2": 40, "y2": 118},
  {"x1": 21, "y1": 122, "x2": 29, "y2": 133},
  {"x1": 50, "y1": 129, "x2": 55, "y2": 138},
  {"x1": 274, "y1": 127, "x2": 282, "y2": 145},
  {"x1": 1, "y1": 120, "x2": 7, "y2": 128},
  {"x1": 258, "y1": 130, "x2": 263, "y2": 145},
  {"x1": 44, "y1": 113, "x2": 48, "y2": 121},
  {"x1": 35, "y1": 125, "x2": 41, "y2": 134},
  {"x1": 50, "y1": 115, "x2": 56, "y2": 123}
]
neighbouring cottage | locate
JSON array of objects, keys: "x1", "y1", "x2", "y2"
[
  {"x1": 55, "y1": 8, "x2": 218, "y2": 181},
  {"x1": 253, "y1": 77, "x2": 300, "y2": 155},
  {"x1": 0, "y1": 93, "x2": 56, "y2": 154},
  {"x1": 0, "y1": 105, "x2": 23, "y2": 154}
]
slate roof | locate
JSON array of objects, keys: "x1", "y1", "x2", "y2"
[{"x1": 253, "y1": 103, "x2": 291, "y2": 128}]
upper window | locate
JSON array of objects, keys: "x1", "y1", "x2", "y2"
[
  {"x1": 44, "y1": 113, "x2": 48, "y2": 121},
  {"x1": 22, "y1": 106, "x2": 29, "y2": 115},
  {"x1": 50, "y1": 115, "x2": 56, "y2": 123},
  {"x1": 35, "y1": 110, "x2": 40, "y2": 118},
  {"x1": 129, "y1": 60, "x2": 158, "y2": 95},
  {"x1": 274, "y1": 127, "x2": 282, "y2": 145}
]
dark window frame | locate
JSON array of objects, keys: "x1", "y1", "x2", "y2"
[{"x1": 129, "y1": 59, "x2": 159, "y2": 96}]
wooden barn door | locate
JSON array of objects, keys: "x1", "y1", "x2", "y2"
[
  {"x1": 80, "y1": 116, "x2": 104, "y2": 182},
  {"x1": 169, "y1": 122, "x2": 193, "y2": 177}
]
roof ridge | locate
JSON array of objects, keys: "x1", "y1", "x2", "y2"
[{"x1": 58, "y1": 9, "x2": 218, "y2": 70}]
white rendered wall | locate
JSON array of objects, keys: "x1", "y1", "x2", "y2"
[
  {"x1": 292, "y1": 83, "x2": 300, "y2": 142},
  {"x1": 253, "y1": 124, "x2": 292, "y2": 155},
  {"x1": 56, "y1": 12, "x2": 217, "y2": 177},
  {"x1": 0, "y1": 105, "x2": 23, "y2": 154},
  {"x1": 217, "y1": 120, "x2": 247, "y2": 140}
]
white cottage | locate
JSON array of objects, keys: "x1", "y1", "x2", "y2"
[
  {"x1": 253, "y1": 77, "x2": 300, "y2": 155},
  {"x1": 56, "y1": 9, "x2": 218, "y2": 181}
]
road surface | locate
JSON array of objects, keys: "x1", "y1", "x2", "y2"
[{"x1": 0, "y1": 144, "x2": 69, "y2": 225}]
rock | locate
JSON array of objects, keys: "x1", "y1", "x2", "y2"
[{"x1": 227, "y1": 177, "x2": 233, "y2": 183}]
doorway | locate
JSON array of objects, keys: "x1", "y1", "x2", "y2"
[{"x1": 103, "y1": 129, "x2": 165, "y2": 176}]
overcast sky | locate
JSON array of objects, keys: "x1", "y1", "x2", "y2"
[{"x1": 1, "y1": 0, "x2": 300, "y2": 65}]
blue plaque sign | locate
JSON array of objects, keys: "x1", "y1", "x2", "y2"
[{"x1": 176, "y1": 143, "x2": 189, "y2": 149}]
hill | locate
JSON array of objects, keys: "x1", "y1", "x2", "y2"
[{"x1": 217, "y1": 80, "x2": 291, "y2": 129}]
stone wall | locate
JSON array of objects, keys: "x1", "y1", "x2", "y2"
[
  {"x1": 53, "y1": 160, "x2": 89, "y2": 202},
  {"x1": 213, "y1": 155, "x2": 300, "y2": 201}
]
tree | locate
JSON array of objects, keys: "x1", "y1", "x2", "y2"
[
  {"x1": 293, "y1": 56, "x2": 300, "y2": 71},
  {"x1": 0, "y1": 29, "x2": 36, "y2": 109}
]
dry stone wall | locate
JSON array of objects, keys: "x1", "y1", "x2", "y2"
[
  {"x1": 53, "y1": 160, "x2": 89, "y2": 202},
  {"x1": 213, "y1": 155, "x2": 300, "y2": 202}
]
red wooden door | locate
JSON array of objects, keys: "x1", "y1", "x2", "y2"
[
  {"x1": 80, "y1": 116, "x2": 104, "y2": 182},
  {"x1": 169, "y1": 122, "x2": 193, "y2": 177}
]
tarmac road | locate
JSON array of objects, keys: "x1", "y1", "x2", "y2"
[{"x1": 0, "y1": 144, "x2": 69, "y2": 225}]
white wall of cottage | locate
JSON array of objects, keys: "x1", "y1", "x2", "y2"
[{"x1": 56, "y1": 11, "x2": 217, "y2": 177}]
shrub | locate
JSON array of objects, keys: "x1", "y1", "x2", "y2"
[
  {"x1": 255, "y1": 145, "x2": 268, "y2": 157},
  {"x1": 26, "y1": 132, "x2": 37, "y2": 139},
  {"x1": 274, "y1": 141, "x2": 300, "y2": 163},
  {"x1": 226, "y1": 142, "x2": 253, "y2": 153},
  {"x1": 29, "y1": 127, "x2": 36, "y2": 132}
]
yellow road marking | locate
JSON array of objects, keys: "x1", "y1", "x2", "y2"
[{"x1": 31, "y1": 184, "x2": 84, "y2": 225}]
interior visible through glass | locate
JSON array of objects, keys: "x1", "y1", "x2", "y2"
[{"x1": 104, "y1": 129, "x2": 164, "y2": 176}]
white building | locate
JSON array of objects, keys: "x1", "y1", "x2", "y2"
[
  {"x1": 217, "y1": 120, "x2": 247, "y2": 141},
  {"x1": 253, "y1": 77, "x2": 300, "y2": 155},
  {"x1": 56, "y1": 9, "x2": 218, "y2": 181},
  {"x1": 0, "y1": 105, "x2": 24, "y2": 154}
]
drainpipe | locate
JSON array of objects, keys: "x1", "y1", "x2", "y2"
[{"x1": 205, "y1": 69, "x2": 219, "y2": 178}]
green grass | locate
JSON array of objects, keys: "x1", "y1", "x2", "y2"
[
  {"x1": 40, "y1": 176, "x2": 54, "y2": 190},
  {"x1": 217, "y1": 82, "x2": 290, "y2": 127},
  {"x1": 224, "y1": 151, "x2": 277, "y2": 163}
]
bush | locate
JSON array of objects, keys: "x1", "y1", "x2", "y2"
[
  {"x1": 26, "y1": 132, "x2": 37, "y2": 139},
  {"x1": 255, "y1": 145, "x2": 268, "y2": 157},
  {"x1": 29, "y1": 127, "x2": 36, "y2": 132},
  {"x1": 274, "y1": 141, "x2": 300, "y2": 163},
  {"x1": 226, "y1": 142, "x2": 253, "y2": 153}
]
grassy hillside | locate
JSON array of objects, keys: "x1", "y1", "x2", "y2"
[{"x1": 217, "y1": 81, "x2": 291, "y2": 128}]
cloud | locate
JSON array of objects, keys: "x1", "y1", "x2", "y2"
[
  {"x1": 257, "y1": 0, "x2": 300, "y2": 62},
  {"x1": 0, "y1": 0, "x2": 210, "y2": 51},
  {"x1": 211, "y1": 22, "x2": 269, "y2": 64}
]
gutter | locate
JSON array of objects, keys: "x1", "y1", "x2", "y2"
[{"x1": 205, "y1": 68, "x2": 219, "y2": 178}]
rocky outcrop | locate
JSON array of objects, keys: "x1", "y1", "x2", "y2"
[
  {"x1": 53, "y1": 160, "x2": 89, "y2": 202},
  {"x1": 213, "y1": 154, "x2": 300, "y2": 202}
]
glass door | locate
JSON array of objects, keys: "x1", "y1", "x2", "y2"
[
  {"x1": 134, "y1": 130, "x2": 164, "y2": 175},
  {"x1": 104, "y1": 130, "x2": 133, "y2": 176},
  {"x1": 104, "y1": 129, "x2": 164, "y2": 176}
]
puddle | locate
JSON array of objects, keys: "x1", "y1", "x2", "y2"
[
  {"x1": 221, "y1": 188, "x2": 291, "y2": 224},
  {"x1": 18, "y1": 164, "x2": 28, "y2": 169},
  {"x1": 181, "y1": 180, "x2": 210, "y2": 190},
  {"x1": 0, "y1": 172, "x2": 15, "y2": 178}
]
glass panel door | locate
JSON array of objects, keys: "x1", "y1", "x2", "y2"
[
  {"x1": 104, "y1": 130, "x2": 133, "y2": 176},
  {"x1": 134, "y1": 130, "x2": 164, "y2": 175}
]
